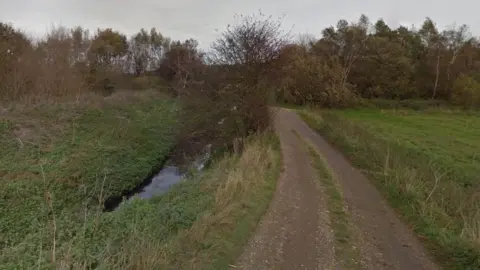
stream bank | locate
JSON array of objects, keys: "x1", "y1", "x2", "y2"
[{"x1": 103, "y1": 144, "x2": 212, "y2": 211}]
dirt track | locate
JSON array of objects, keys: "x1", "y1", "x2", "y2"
[{"x1": 234, "y1": 108, "x2": 438, "y2": 270}]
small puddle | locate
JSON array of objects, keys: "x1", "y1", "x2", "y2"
[{"x1": 104, "y1": 144, "x2": 212, "y2": 211}]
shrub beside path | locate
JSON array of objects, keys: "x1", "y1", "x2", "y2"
[{"x1": 234, "y1": 108, "x2": 438, "y2": 270}]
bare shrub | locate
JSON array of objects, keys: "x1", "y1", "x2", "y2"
[
  {"x1": 0, "y1": 23, "x2": 34, "y2": 102},
  {"x1": 173, "y1": 13, "x2": 289, "y2": 162},
  {"x1": 157, "y1": 39, "x2": 205, "y2": 95},
  {"x1": 0, "y1": 25, "x2": 88, "y2": 105},
  {"x1": 209, "y1": 12, "x2": 289, "y2": 85},
  {"x1": 126, "y1": 28, "x2": 168, "y2": 77},
  {"x1": 34, "y1": 27, "x2": 87, "y2": 100}
]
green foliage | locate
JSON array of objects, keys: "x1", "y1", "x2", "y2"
[
  {"x1": 357, "y1": 36, "x2": 416, "y2": 99},
  {"x1": 275, "y1": 15, "x2": 478, "y2": 108},
  {"x1": 451, "y1": 74, "x2": 480, "y2": 108},
  {"x1": 274, "y1": 45, "x2": 358, "y2": 107},
  {"x1": 90, "y1": 28, "x2": 128, "y2": 62}
]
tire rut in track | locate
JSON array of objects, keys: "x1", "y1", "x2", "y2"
[{"x1": 234, "y1": 108, "x2": 438, "y2": 270}]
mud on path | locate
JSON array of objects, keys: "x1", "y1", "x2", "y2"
[{"x1": 234, "y1": 108, "x2": 439, "y2": 270}]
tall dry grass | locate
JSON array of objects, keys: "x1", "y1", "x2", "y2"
[{"x1": 114, "y1": 133, "x2": 279, "y2": 270}]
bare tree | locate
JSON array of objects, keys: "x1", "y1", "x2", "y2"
[
  {"x1": 209, "y1": 12, "x2": 290, "y2": 86},
  {"x1": 126, "y1": 28, "x2": 167, "y2": 76},
  {"x1": 175, "y1": 12, "x2": 290, "y2": 165},
  {"x1": 297, "y1": 33, "x2": 316, "y2": 50},
  {"x1": 128, "y1": 29, "x2": 150, "y2": 76},
  {"x1": 338, "y1": 15, "x2": 371, "y2": 91},
  {"x1": 158, "y1": 39, "x2": 204, "y2": 94},
  {"x1": 443, "y1": 24, "x2": 471, "y2": 81},
  {"x1": 71, "y1": 26, "x2": 91, "y2": 63},
  {"x1": 419, "y1": 18, "x2": 444, "y2": 99}
]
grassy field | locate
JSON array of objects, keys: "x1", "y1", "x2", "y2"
[
  {"x1": 1, "y1": 91, "x2": 281, "y2": 269},
  {"x1": 299, "y1": 108, "x2": 480, "y2": 270}
]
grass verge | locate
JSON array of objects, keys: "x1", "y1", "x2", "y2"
[
  {"x1": 298, "y1": 108, "x2": 480, "y2": 270},
  {"x1": 293, "y1": 130, "x2": 363, "y2": 269}
]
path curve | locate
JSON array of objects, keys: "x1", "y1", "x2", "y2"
[{"x1": 234, "y1": 108, "x2": 438, "y2": 270}]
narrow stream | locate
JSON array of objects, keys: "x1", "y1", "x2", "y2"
[
  {"x1": 104, "y1": 144, "x2": 212, "y2": 211},
  {"x1": 136, "y1": 166, "x2": 183, "y2": 199}
]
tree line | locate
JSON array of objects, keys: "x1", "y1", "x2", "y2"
[
  {"x1": 0, "y1": 22, "x2": 205, "y2": 101},
  {"x1": 273, "y1": 15, "x2": 480, "y2": 108},
  {"x1": 2, "y1": 14, "x2": 480, "y2": 108}
]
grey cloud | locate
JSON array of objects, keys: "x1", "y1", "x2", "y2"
[{"x1": 0, "y1": 0, "x2": 478, "y2": 49}]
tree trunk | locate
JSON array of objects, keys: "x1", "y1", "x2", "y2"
[{"x1": 432, "y1": 53, "x2": 440, "y2": 99}]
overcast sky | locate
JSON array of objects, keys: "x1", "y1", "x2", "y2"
[{"x1": 0, "y1": 0, "x2": 477, "y2": 49}]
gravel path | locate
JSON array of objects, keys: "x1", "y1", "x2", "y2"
[{"x1": 234, "y1": 108, "x2": 439, "y2": 270}]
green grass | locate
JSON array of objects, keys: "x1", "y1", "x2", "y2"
[
  {"x1": 299, "y1": 108, "x2": 480, "y2": 270},
  {"x1": 338, "y1": 109, "x2": 480, "y2": 185},
  {"x1": 1, "y1": 91, "x2": 281, "y2": 269},
  {"x1": 0, "y1": 91, "x2": 178, "y2": 268},
  {"x1": 60, "y1": 132, "x2": 279, "y2": 269},
  {"x1": 360, "y1": 99, "x2": 451, "y2": 110},
  {"x1": 293, "y1": 130, "x2": 363, "y2": 269}
]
